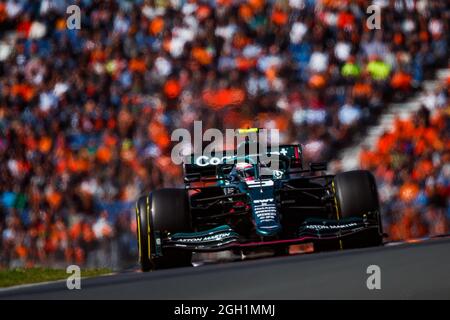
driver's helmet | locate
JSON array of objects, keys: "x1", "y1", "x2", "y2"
[{"x1": 234, "y1": 162, "x2": 256, "y2": 181}]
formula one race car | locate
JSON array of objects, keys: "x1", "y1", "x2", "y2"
[{"x1": 135, "y1": 130, "x2": 384, "y2": 271}]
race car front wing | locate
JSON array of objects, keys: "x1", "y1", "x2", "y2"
[{"x1": 159, "y1": 216, "x2": 380, "y2": 252}]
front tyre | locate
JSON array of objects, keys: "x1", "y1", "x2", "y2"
[
  {"x1": 136, "y1": 196, "x2": 152, "y2": 271},
  {"x1": 333, "y1": 170, "x2": 383, "y2": 248},
  {"x1": 136, "y1": 189, "x2": 192, "y2": 271}
]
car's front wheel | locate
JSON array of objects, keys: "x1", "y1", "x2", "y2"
[
  {"x1": 136, "y1": 189, "x2": 193, "y2": 271},
  {"x1": 316, "y1": 170, "x2": 383, "y2": 252},
  {"x1": 333, "y1": 170, "x2": 383, "y2": 248}
]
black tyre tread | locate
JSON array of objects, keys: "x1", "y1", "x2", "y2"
[
  {"x1": 136, "y1": 189, "x2": 192, "y2": 271},
  {"x1": 334, "y1": 170, "x2": 379, "y2": 218},
  {"x1": 136, "y1": 196, "x2": 152, "y2": 271},
  {"x1": 333, "y1": 170, "x2": 383, "y2": 248}
]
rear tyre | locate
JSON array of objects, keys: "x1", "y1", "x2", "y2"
[
  {"x1": 333, "y1": 170, "x2": 383, "y2": 248},
  {"x1": 136, "y1": 189, "x2": 192, "y2": 271}
]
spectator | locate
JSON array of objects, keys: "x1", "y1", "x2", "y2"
[{"x1": 361, "y1": 80, "x2": 449, "y2": 241}]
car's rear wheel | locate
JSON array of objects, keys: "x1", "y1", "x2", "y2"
[{"x1": 136, "y1": 189, "x2": 192, "y2": 271}]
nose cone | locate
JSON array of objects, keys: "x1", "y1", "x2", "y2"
[
  {"x1": 248, "y1": 184, "x2": 282, "y2": 236},
  {"x1": 256, "y1": 222, "x2": 282, "y2": 236}
]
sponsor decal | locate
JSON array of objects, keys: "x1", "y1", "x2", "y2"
[
  {"x1": 303, "y1": 222, "x2": 359, "y2": 231},
  {"x1": 253, "y1": 198, "x2": 274, "y2": 204},
  {"x1": 253, "y1": 198, "x2": 277, "y2": 223},
  {"x1": 170, "y1": 227, "x2": 239, "y2": 244},
  {"x1": 272, "y1": 170, "x2": 284, "y2": 179},
  {"x1": 247, "y1": 180, "x2": 274, "y2": 188},
  {"x1": 194, "y1": 154, "x2": 282, "y2": 167},
  {"x1": 195, "y1": 155, "x2": 231, "y2": 167},
  {"x1": 175, "y1": 232, "x2": 233, "y2": 243}
]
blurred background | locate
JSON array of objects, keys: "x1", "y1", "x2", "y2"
[{"x1": 0, "y1": 0, "x2": 448, "y2": 270}]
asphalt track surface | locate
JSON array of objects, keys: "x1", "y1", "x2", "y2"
[{"x1": 1, "y1": 237, "x2": 450, "y2": 299}]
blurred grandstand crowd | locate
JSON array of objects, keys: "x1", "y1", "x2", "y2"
[
  {"x1": 0, "y1": 0, "x2": 448, "y2": 268},
  {"x1": 360, "y1": 94, "x2": 450, "y2": 241}
]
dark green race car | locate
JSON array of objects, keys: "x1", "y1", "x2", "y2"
[{"x1": 135, "y1": 136, "x2": 384, "y2": 271}]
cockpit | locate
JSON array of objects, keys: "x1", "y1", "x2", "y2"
[{"x1": 230, "y1": 161, "x2": 284, "y2": 181}]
